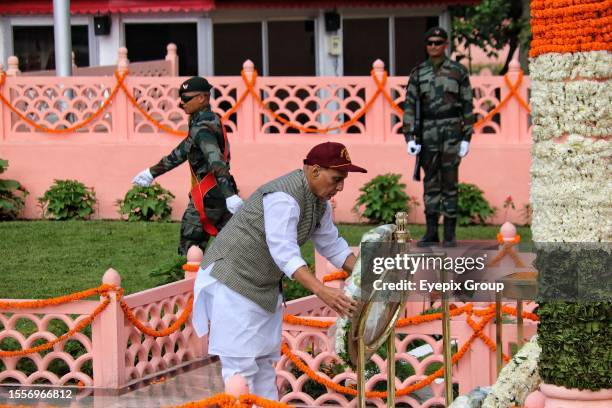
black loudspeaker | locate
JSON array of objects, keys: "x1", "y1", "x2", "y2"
[
  {"x1": 94, "y1": 15, "x2": 111, "y2": 36},
  {"x1": 324, "y1": 12, "x2": 340, "y2": 32}
]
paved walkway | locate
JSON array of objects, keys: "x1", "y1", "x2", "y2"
[{"x1": 0, "y1": 359, "x2": 224, "y2": 408}]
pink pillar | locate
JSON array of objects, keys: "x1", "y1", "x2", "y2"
[
  {"x1": 369, "y1": 59, "x2": 386, "y2": 143},
  {"x1": 0, "y1": 63, "x2": 5, "y2": 142},
  {"x1": 501, "y1": 51, "x2": 522, "y2": 144},
  {"x1": 183, "y1": 245, "x2": 208, "y2": 358},
  {"x1": 238, "y1": 59, "x2": 257, "y2": 142},
  {"x1": 165, "y1": 43, "x2": 179, "y2": 76},
  {"x1": 6, "y1": 56, "x2": 20, "y2": 76},
  {"x1": 184, "y1": 245, "x2": 203, "y2": 280},
  {"x1": 92, "y1": 268, "x2": 126, "y2": 388},
  {"x1": 115, "y1": 47, "x2": 130, "y2": 141}
]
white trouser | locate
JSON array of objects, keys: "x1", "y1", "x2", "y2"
[
  {"x1": 220, "y1": 354, "x2": 279, "y2": 400},
  {"x1": 192, "y1": 264, "x2": 283, "y2": 400}
]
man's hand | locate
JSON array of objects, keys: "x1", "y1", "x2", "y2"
[
  {"x1": 225, "y1": 194, "x2": 244, "y2": 214},
  {"x1": 132, "y1": 168, "x2": 154, "y2": 187},
  {"x1": 292, "y1": 265, "x2": 358, "y2": 318},
  {"x1": 315, "y1": 285, "x2": 358, "y2": 317},
  {"x1": 458, "y1": 141, "x2": 470, "y2": 158},
  {"x1": 407, "y1": 140, "x2": 421, "y2": 156}
]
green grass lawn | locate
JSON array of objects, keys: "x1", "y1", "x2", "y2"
[{"x1": 0, "y1": 221, "x2": 532, "y2": 299}]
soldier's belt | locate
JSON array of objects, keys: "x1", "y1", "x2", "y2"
[
  {"x1": 191, "y1": 172, "x2": 219, "y2": 237},
  {"x1": 422, "y1": 111, "x2": 461, "y2": 120}
]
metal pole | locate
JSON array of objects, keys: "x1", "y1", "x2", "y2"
[
  {"x1": 441, "y1": 268, "x2": 453, "y2": 405},
  {"x1": 53, "y1": 0, "x2": 72, "y2": 77},
  {"x1": 386, "y1": 329, "x2": 395, "y2": 408},
  {"x1": 357, "y1": 337, "x2": 366, "y2": 408},
  {"x1": 496, "y1": 291, "x2": 503, "y2": 374},
  {"x1": 517, "y1": 298, "x2": 524, "y2": 349}
]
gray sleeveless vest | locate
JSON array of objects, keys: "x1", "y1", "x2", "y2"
[{"x1": 202, "y1": 169, "x2": 327, "y2": 312}]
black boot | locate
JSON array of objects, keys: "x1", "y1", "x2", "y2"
[
  {"x1": 443, "y1": 217, "x2": 457, "y2": 247},
  {"x1": 417, "y1": 214, "x2": 440, "y2": 247}
]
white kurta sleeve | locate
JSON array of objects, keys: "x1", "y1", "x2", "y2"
[
  {"x1": 263, "y1": 192, "x2": 306, "y2": 279},
  {"x1": 311, "y1": 201, "x2": 352, "y2": 269}
]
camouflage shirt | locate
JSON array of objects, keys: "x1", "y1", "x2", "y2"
[
  {"x1": 402, "y1": 57, "x2": 475, "y2": 142},
  {"x1": 150, "y1": 107, "x2": 236, "y2": 199}
]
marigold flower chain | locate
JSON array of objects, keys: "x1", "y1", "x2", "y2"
[
  {"x1": 531, "y1": 1, "x2": 612, "y2": 19},
  {"x1": 531, "y1": 0, "x2": 606, "y2": 10}
]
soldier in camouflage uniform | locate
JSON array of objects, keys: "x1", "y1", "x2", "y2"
[
  {"x1": 132, "y1": 77, "x2": 243, "y2": 255},
  {"x1": 402, "y1": 27, "x2": 475, "y2": 247}
]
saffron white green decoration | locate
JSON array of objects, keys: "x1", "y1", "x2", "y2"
[
  {"x1": 332, "y1": 224, "x2": 395, "y2": 365},
  {"x1": 481, "y1": 336, "x2": 541, "y2": 408}
]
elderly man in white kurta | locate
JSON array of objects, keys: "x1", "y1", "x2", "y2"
[{"x1": 192, "y1": 142, "x2": 366, "y2": 399}]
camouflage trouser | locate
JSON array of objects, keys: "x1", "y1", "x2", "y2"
[
  {"x1": 178, "y1": 198, "x2": 232, "y2": 256},
  {"x1": 420, "y1": 118, "x2": 462, "y2": 218}
]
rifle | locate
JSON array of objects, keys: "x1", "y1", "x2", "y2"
[{"x1": 412, "y1": 68, "x2": 423, "y2": 181}]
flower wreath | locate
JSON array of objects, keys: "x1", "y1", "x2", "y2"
[{"x1": 332, "y1": 224, "x2": 396, "y2": 366}]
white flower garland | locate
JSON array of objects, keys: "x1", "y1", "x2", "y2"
[
  {"x1": 530, "y1": 49, "x2": 611, "y2": 243},
  {"x1": 481, "y1": 336, "x2": 541, "y2": 408},
  {"x1": 530, "y1": 80, "x2": 612, "y2": 141},
  {"x1": 529, "y1": 51, "x2": 612, "y2": 81},
  {"x1": 333, "y1": 224, "x2": 395, "y2": 363},
  {"x1": 530, "y1": 135, "x2": 612, "y2": 242}
]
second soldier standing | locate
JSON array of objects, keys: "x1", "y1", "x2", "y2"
[
  {"x1": 403, "y1": 27, "x2": 475, "y2": 247},
  {"x1": 133, "y1": 77, "x2": 243, "y2": 255}
]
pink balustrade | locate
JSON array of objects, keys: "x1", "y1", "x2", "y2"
[
  {"x1": 1, "y1": 56, "x2": 531, "y2": 225},
  {"x1": 276, "y1": 249, "x2": 538, "y2": 407},
  {"x1": 0, "y1": 265, "x2": 206, "y2": 390}
]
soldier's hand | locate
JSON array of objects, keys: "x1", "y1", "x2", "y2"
[
  {"x1": 407, "y1": 140, "x2": 421, "y2": 156},
  {"x1": 458, "y1": 141, "x2": 470, "y2": 158},
  {"x1": 316, "y1": 286, "x2": 358, "y2": 318},
  {"x1": 132, "y1": 168, "x2": 154, "y2": 187},
  {"x1": 225, "y1": 194, "x2": 244, "y2": 214}
]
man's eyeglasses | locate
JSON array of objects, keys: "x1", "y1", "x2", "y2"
[
  {"x1": 180, "y1": 93, "x2": 202, "y2": 104},
  {"x1": 427, "y1": 40, "x2": 446, "y2": 46}
]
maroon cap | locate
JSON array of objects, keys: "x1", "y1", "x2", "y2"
[{"x1": 303, "y1": 142, "x2": 367, "y2": 173}]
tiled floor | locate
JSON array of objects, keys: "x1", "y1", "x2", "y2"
[{"x1": 0, "y1": 360, "x2": 225, "y2": 408}]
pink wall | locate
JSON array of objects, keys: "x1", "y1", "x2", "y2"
[{"x1": 1, "y1": 60, "x2": 531, "y2": 225}]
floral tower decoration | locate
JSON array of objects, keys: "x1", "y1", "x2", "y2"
[{"x1": 528, "y1": 0, "x2": 611, "y2": 406}]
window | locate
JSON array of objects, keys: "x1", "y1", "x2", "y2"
[
  {"x1": 342, "y1": 18, "x2": 389, "y2": 76},
  {"x1": 12, "y1": 25, "x2": 89, "y2": 72},
  {"x1": 213, "y1": 22, "x2": 262, "y2": 75},
  {"x1": 125, "y1": 23, "x2": 198, "y2": 76},
  {"x1": 268, "y1": 20, "x2": 315, "y2": 76},
  {"x1": 395, "y1": 16, "x2": 438, "y2": 75}
]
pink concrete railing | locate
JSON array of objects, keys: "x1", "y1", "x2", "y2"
[
  {"x1": 16, "y1": 43, "x2": 179, "y2": 77},
  {"x1": 0, "y1": 257, "x2": 206, "y2": 389},
  {"x1": 1, "y1": 57, "x2": 531, "y2": 224},
  {"x1": 277, "y1": 248, "x2": 538, "y2": 407}
]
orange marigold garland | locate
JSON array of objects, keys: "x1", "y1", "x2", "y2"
[
  {"x1": 322, "y1": 270, "x2": 348, "y2": 283},
  {"x1": 530, "y1": 0, "x2": 612, "y2": 57},
  {"x1": 120, "y1": 296, "x2": 194, "y2": 337}
]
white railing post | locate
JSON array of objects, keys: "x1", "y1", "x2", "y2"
[{"x1": 92, "y1": 268, "x2": 126, "y2": 388}]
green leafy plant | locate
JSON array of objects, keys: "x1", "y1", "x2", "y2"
[
  {"x1": 117, "y1": 184, "x2": 175, "y2": 221},
  {"x1": 457, "y1": 182, "x2": 496, "y2": 226},
  {"x1": 0, "y1": 159, "x2": 29, "y2": 220},
  {"x1": 149, "y1": 255, "x2": 186, "y2": 285},
  {"x1": 353, "y1": 173, "x2": 417, "y2": 224},
  {"x1": 37, "y1": 179, "x2": 97, "y2": 220}
]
